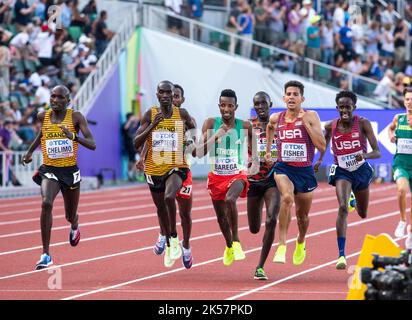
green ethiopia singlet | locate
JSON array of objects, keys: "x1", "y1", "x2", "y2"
[
  {"x1": 393, "y1": 114, "x2": 412, "y2": 169},
  {"x1": 211, "y1": 117, "x2": 246, "y2": 175}
]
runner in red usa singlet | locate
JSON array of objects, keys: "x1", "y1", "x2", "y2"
[{"x1": 314, "y1": 90, "x2": 380, "y2": 270}]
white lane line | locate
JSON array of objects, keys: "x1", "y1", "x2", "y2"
[{"x1": 60, "y1": 210, "x2": 402, "y2": 300}]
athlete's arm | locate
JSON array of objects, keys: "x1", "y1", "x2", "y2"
[
  {"x1": 194, "y1": 117, "x2": 227, "y2": 158},
  {"x1": 134, "y1": 108, "x2": 162, "y2": 149},
  {"x1": 180, "y1": 108, "x2": 198, "y2": 155},
  {"x1": 388, "y1": 114, "x2": 398, "y2": 143},
  {"x1": 265, "y1": 112, "x2": 279, "y2": 163},
  {"x1": 136, "y1": 142, "x2": 148, "y2": 170},
  {"x1": 302, "y1": 110, "x2": 326, "y2": 153},
  {"x1": 22, "y1": 111, "x2": 45, "y2": 165},
  {"x1": 71, "y1": 111, "x2": 96, "y2": 150},
  {"x1": 245, "y1": 120, "x2": 259, "y2": 175},
  {"x1": 314, "y1": 120, "x2": 332, "y2": 172},
  {"x1": 359, "y1": 118, "x2": 381, "y2": 160}
]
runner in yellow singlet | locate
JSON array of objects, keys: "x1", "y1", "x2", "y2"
[
  {"x1": 134, "y1": 81, "x2": 196, "y2": 268},
  {"x1": 22, "y1": 85, "x2": 96, "y2": 270}
]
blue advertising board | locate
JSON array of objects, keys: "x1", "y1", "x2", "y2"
[{"x1": 250, "y1": 108, "x2": 403, "y2": 181}]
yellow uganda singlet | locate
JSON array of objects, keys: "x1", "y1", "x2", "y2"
[
  {"x1": 41, "y1": 109, "x2": 78, "y2": 167},
  {"x1": 144, "y1": 106, "x2": 188, "y2": 176}
]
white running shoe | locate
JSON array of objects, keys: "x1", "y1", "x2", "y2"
[
  {"x1": 394, "y1": 220, "x2": 407, "y2": 238},
  {"x1": 170, "y1": 236, "x2": 182, "y2": 260},
  {"x1": 405, "y1": 225, "x2": 412, "y2": 250}
]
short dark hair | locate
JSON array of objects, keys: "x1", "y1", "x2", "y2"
[
  {"x1": 173, "y1": 84, "x2": 184, "y2": 97},
  {"x1": 220, "y1": 89, "x2": 237, "y2": 103},
  {"x1": 254, "y1": 91, "x2": 271, "y2": 102},
  {"x1": 284, "y1": 80, "x2": 304, "y2": 95},
  {"x1": 335, "y1": 90, "x2": 357, "y2": 105},
  {"x1": 403, "y1": 86, "x2": 412, "y2": 96}
]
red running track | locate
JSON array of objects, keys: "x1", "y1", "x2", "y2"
[{"x1": 0, "y1": 181, "x2": 408, "y2": 300}]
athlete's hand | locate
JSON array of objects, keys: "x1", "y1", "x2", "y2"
[
  {"x1": 135, "y1": 158, "x2": 144, "y2": 170},
  {"x1": 58, "y1": 125, "x2": 74, "y2": 140},
  {"x1": 21, "y1": 152, "x2": 32, "y2": 165},
  {"x1": 355, "y1": 153, "x2": 364, "y2": 161},
  {"x1": 264, "y1": 152, "x2": 274, "y2": 166},
  {"x1": 215, "y1": 123, "x2": 231, "y2": 139},
  {"x1": 314, "y1": 159, "x2": 322, "y2": 172},
  {"x1": 152, "y1": 113, "x2": 164, "y2": 127},
  {"x1": 248, "y1": 158, "x2": 260, "y2": 176}
]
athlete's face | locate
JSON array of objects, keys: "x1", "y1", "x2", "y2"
[
  {"x1": 50, "y1": 87, "x2": 69, "y2": 111},
  {"x1": 336, "y1": 97, "x2": 355, "y2": 122},
  {"x1": 253, "y1": 93, "x2": 271, "y2": 120},
  {"x1": 218, "y1": 96, "x2": 237, "y2": 121},
  {"x1": 156, "y1": 82, "x2": 174, "y2": 107},
  {"x1": 404, "y1": 92, "x2": 412, "y2": 111},
  {"x1": 283, "y1": 86, "x2": 304, "y2": 110},
  {"x1": 173, "y1": 88, "x2": 185, "y2": 108}
]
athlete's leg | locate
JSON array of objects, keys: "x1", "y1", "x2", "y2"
[
  {"x1": 353, "y1": 188, "x2": 369, "y2": 219},
  {"x1": 164, "y1": 173, "x2": 183, "y2": 236},
  {"x1": 225, "y1": 179, "x2": 246, "y2": 242},
  {"x1": 247, "y1": 196, "x2": 264, "y2": 234},
  {"x1": 212, "y1": 200, "x2": 232, "y2": 247},
  {"x1": 150, "y1": 191, "x2": 170, "y2": 245},
  {"x1": 294, "y1": 191, "x2": 314, "y2": 244},
  {"x1": 273, "y1": 174, "x2": 294, "y2": 246},
  {"x1": 40, "y1": 179, "x2": 60, "y2": 254},
  {"x1": 177, "y1": 195, "x2": 192, "y2": 249},
  {"x1": 396, "y1": 177, "x2": 409, "y2": 223},
  {"x1": 335, "y1": 179, "x2": 353, "y2": 238},
  {"x1": 258, "y1": 187, "x2": 280, "y2": 269},
  {"x1": 62, "y1": 186, "x2": 80, "y2": 229}
]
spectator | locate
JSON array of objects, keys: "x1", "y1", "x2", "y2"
[
  {"x1": 351, "y1": 15, "x2": 365, "y2": 56},
  {"x1": 365, "y1": 21, "x2": 380, "y2": 57},
  {"x1": 33, "y1": 78, "x2": 50, "y2": 107},
  {"x1": 237, "y1": 4, "x2": 254, "y2": 59},
  {"x1": 122, "y1": 112, "x2": 140, "y2": 181},
  {"x1": 287, "y1": 2, "x2": 301, "y2": 43},
  {"x1": 336, "y1": 16, "x2": 354, "y2": 62},
  {"x1": 268, "y1": 0, "x2": 286, "y2": 47},
  {"x1": 14, "y1": 0, "x2": 37, "y2": 32},
  {"x1": 226, "y1": 0, "x2": 246, "y2": 53},
  {"x1": 0, "y1": 119, "x2": 22, "y2": 186},
  {"x1": 94, "y1": 10, "x2": 114, "y2": 58},
  {"x1": 35, "y1": 0, "x2": 47, "y2": 20},
  {"x1": 333, "y1": 0, "x2": 346, "y2": 34},
  {"x1": 0, "y1": 30, "x2": 11, "y2": 103},
  {"x1": 381, "y1": 3, "x2": 397, "y2": 26},
  {"x1": 252, "y1": 0, "x2": 269, "y2": 59},
  {"x1": 299, "y1": 0, "x2": 316, "y2": 44},
  {"x1": 32, "y1": 23, "x2": 55, "y2": 66},
  {"x1": 374, "y1": 69, "x2": 395, "y2": 103},
  {"x1": 188, "y1": 0, "x2": 203, "y2": 41},
  {"x1": 164, "y1": 0, "x2": 183, "y2": 34},
  {"x1": 320, "y1": 20, "x2": 334, "y2": 65},
  {"x1": 61, "y1": 40, "x2": 79, "y2": 84},
  {"x1": 306, "y1": 15, "x2": 321, "y2": 62},
  {"x1": 380, "y1": 23, "x2": 395, "y2": 67},
  {"x1": 394, "y1": 18, "x2": 408, "y2": 71}
]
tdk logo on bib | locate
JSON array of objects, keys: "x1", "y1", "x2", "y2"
[{"x1": 279, "y1": 129, "x2": 302, "y2": 139}]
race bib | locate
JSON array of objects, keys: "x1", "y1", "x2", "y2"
[
  {"x1": 397, "y1": 138, "x2": 412, "y2": 154},
  {"x1": 152, "y1": 131, "x2": 178, "y2": 152},
  {"x1": 46, "y1": 139, "x2": 74, "y2": 159},
  {"x1": 258, "y1": 140, "x2": 277, "y2": 161},
  {"x1": 179, "y1": 185, "x2": 192, "y2": 196},
  {"x1": 213, "y1": 157, "x2": 240, "y2": 175},
  {"x1": 73, "y1": 170, "x2": 81, "y2": 184},
  {"x1": 281, "y1": 143, "x2": 307, "y2": 162},
  {"x1": 329, "y1": 164, "x2": 337, "y2": 177},
  {"x1": 337, "y1": 151, "x2": 365, "y2": 172}
]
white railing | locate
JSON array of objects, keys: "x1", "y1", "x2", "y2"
[
  {"x1": 72, "y1": 7, "x2": 141, "y2": 114},
  {"x1": 145, "y1": 6, "x2": 389, "y2": 106},
  {"x1": 0, "y1": 151, "x2": 42, "y2": 188}
]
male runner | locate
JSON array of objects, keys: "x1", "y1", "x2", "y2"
[
  {"x1": 22, "y1": 85, "x2": 96, "y2": 270},
  {"x1": 247, "y1": 91, "x2": 280, "y2": 280},
  {"x1": 266, "y1": 80, "x2": 325, "y2": 265},
  {"x1": 314, "y1": 90, "x2": 381, "y2": 269},
  {"x1": 389, "y1": 87, "x2": 412, "y2": 249},
  {"x1": 134, "y1": 81, "x2": 196, "y2": 267},
  {"x1": 195, "y1": 89, "x2": 258, "y2": 266}
]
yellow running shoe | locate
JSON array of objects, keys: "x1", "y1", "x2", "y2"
[
  {"x1": 223, "y1": 246, "x2": 234, "y2": 266},
  {"x1": 170, "y1": 236, "x2": 182, "y2": 260},
  {"x1": 232, "y1": 241, "x2": 246, "y2": 260},
  {"x1": 336, "y1": 256, "x2": 347, "y2": 270},
  {"x1": 348, "y1": 192, "x2": 356, "y2": 213},
  {"x1": 273, "y1": 245, "x2": 286, "y2": 264},
  {"x1": 293, "y1": 240, "x2": 306, "y2": 265},
  {"x1": 164, "y1": 246, "x2": 175, "y2": 268}
]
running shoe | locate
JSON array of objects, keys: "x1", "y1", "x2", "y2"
[
  {"x1": 394, "y1": 220, "x2": 407, "y2": 238},
  {"x1": 223, "y1": 246, "x2": 234, "y2": 266},
  {"x1": 336, "y1": 256, "x2": 347, "y2": 270},
  {"x1": 293, "y1": 240, "x2": 306, "y2": 265},
  {"x1": 69, "y1": 227, "x2": 80, "y2": 247},
  {"x1": 153, "y1": 234, "x2": 166, "y2": 255},
  {"x1": 254, "y1": 267, "x2": 268, "y2": 280},
  {"x1": 406, "y1": 225, "x2": 412, "y2": 250},
  {"x1": 35, "y1": 253, "x2": 53, "y2": 270},
  {"x1": 164, "y1": 246, "x2": 175, "y2": 267},
  {"x1": 232, "y1": 241, "x2": 246, "y2": 260},
  {"x1": 273, "y1": 245, "x2": 286, "y2": 264},
  {"x1": 181, "y1": 243, "x2": 193, "y2": 269},
  {"x1": 348, "y1": 192, "x2": 356, "y2": 213},
  {"x1": 170, "y1": 236, "x2": 182, "y2": 260}
]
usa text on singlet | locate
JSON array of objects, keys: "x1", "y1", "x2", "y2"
[
  {"x1": 331, "y1": 115, "x2": 367, "y2": 172},
  {"x1": 144, "y1": 106, "x2": 188, "y2": 176},
  {"x1": 41, "y1": 109, "x2": 78, "y2": 167},
  {"x1": 211, "y1": 117, "x2": 246, "y2": 175}
]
